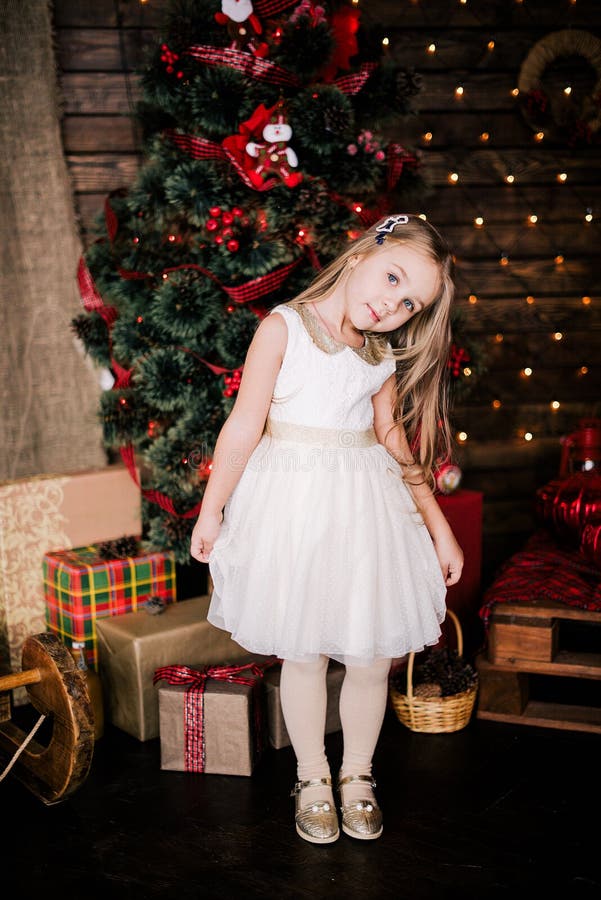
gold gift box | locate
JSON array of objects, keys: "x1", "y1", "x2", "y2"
[
  {"x1": 96, "y1": 595, "x2": 251, "y2": 741},
  {"x1": 158, "y1": 674, "x2": 266, "y2": 776}
]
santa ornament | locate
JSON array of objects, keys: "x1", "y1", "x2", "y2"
[
  {"x1": 245, "y1": 106, "x2": 302, "y2": 188},
  {"x1": 215, "y1": 0, "x2": 268, "y2": 58}
]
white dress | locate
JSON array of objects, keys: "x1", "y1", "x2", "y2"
[{"x1": 208, "y1": 300, "x2": 447, "y2": 666}]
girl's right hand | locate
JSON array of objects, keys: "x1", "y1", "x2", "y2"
[{"x1": 190, "y1": 510, "x2": 223, "y2": 563}]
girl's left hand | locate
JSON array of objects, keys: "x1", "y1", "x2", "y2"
[{"x1": 433, "y1": 530, "x2": 464, "y2": 586}]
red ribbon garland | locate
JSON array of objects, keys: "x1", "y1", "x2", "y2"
[
  {"x1": 153, "y1": 661, "x2": 274, "y2": 772},
  {"x1": 186, "y1": 45, "x2": 301, "y2": 88},
  {"x1": 253, "y1": 0, "x2": 297, "y2": 15},
  {"x1": 186, "y1": 45, "x2": 376, "y2": 98}
]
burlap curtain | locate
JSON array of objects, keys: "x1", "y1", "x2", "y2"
[{"x1": 0, "y1": 0, "x2": 106, "y2": 479}]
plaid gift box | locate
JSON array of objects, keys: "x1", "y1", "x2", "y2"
[{"x1": 43, "y1": 541, "x2": 176, "y2": 669}]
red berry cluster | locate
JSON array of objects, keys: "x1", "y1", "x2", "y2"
[
  {"x1": 447, "y1": 343, "x2": 470, "y2": 378},
  {"x1": 205, "y1": 206, "x2": 244, "y2": 252},
  {"x1": 223, "y1": 368, "x2": 242, "y2": 397},
  {"x1": 160, "y1": 44, "x2": 183, "y2": 78}
]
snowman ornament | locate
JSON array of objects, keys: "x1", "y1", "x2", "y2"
[
  {"x1": 215, "y1": 0, "x2": 268, "y2": 58},
  {"x1": 245, "y1": 110, "x2": 302, "y2": 188}
]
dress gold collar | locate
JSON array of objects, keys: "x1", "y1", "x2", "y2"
[{"x1": 287, "y1": 300, "x2": 390, "y2": 366}]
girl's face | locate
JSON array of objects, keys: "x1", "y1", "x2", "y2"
[{"x1": 345, "y1": 242, "x2": 440, "y2": 334}]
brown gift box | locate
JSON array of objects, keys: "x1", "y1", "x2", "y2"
[
  {"x1": 96, "y1": 595, "x2": 252, "y2": 741},
  {"x1": 157, "y1": 671, "x2": 267, "y2": 776},
  {"x1": 264, "y1": 660, "x2": 345, "y2": 749},
  {"x1": 0, "y1": 464, "x2": 141, "y2": 704}
]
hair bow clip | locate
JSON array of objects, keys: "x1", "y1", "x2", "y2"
[{"x1": 375, "y1": 215, "x2": 409, "y2": 244}]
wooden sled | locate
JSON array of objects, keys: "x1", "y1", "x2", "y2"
[{"x1": 0, "y1": 633, "x2": 94, "y2": 805}]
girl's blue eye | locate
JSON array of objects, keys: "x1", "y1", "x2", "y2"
[
  {"x1": 403, "y1": 298, "x2": 415, "y2": 312},
  {"x1": 387, "y1": 273, "x2": 398, "y2": 285}
]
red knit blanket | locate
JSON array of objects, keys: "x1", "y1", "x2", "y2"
[{"x1": 479, "y1": 529, "x2": 601, "y2": 628}]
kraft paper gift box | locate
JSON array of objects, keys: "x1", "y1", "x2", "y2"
[
  {"x1": 156, "y1": 660, "x2": 270, "y2": 776},
  {"x1": 43, "y1": 542, "x2": 176, "y2": 670},
  {"x1": 0, "y1": 464, "x2": 141, "y2": 704},
  {"x1": 263, "y1": 660, "x2": 345, "y2": 749},
  {"x1": 96, "y1": 595, "x2": 255, "y2": 742}
]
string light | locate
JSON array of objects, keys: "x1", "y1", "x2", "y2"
[
  {"x1": 500, "y1": 253, "x2": 509, "y2": 266},
  {"x1": 418, "y1": 213, "x2": 428, "y2": 220},
  {"x1": 528, "y1": 214, "x2": 538, "y2": 225},
  {"x1": 557, "y1": 172, "x2": 568, "y2": 182},
  {"x1": 457, "y1": 432, "x2": 468, "y2": 443},
  {"x1": 423, "y1": 132, "x2": 433, "y2": 143},
  {"x1": 554, "y1": 254, "x2": 564, "y2": 265},
  {"x1": 553, "y1": 332, "x2": 563, "y2": 341},
  {"x1": 463, "y1": 367, "x2": 472, "y2": 377},
  {"x1": 495, "y1": 333, "x2": 504, "y2": 342},
  {"x1": 534, "y1": 131, "x2": 545, "y2": 142},
  {"x1": 487, "y1": 40, "x2": 495, "y2": 51},
  {"x1": 468, "y1": 294, "x2": 478, "y2": 304},
  {"x1": 427, "y1": 43, "x2": 436, "y2": 54},
  {"x1": 551, "y1": 401, "x2": 561, "y2": 410},
  {"x1": 526, "y1": 295, "x2": 535, "y2": 304},
  {"x1": 505, "y1": 174, "x2": 515, "y2": 184},
  {"x1": 522, "y1": 367, "x2": 533, "y2": 377},
  {"x1": 585, "y1": 209, "x2": 593, "y2": 222},
  {"x1": 455, "y1": 85, "x2": 465, "y2": 97},
  {"x1": 579, "y1": 366, "x2": 589, "y2": 375},
  {"x1": 382, "y1": 37, "x2": 389, "y2": 47},
  {"x1": 492, "y1": 400, "x2": 502, "y2": 409},
  {"x1": 524, "y1": 432, "x2": 533, "y2": 442},
  {"x1": 564, "y1": 86, "x2": 572, "y2": 95},
  {"x1": 448, "y1": 171, "x2": 459, "y2": 183},
  {"x1": 474, "y1": 216, "x2": 484, "y2": 227},
  {"x1": 511, "y1": 87, "x2": 519, "y2": 97},
  {"x1": 479, "y1": 131, "x2": 490, "y2": 142},
  {"x1": 582, "y1": 296, "x2": 592, "y2": 305}
]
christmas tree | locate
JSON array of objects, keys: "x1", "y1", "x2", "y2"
[{"x1": 72, "y1": 0, "x2": 437, "y2": 563}]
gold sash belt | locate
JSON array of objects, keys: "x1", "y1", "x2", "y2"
[{"x1": 265, "y1": 418, "x2": 378, "y2": 448}]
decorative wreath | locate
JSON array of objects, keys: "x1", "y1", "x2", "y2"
[{"x1": 518, "y1": 29, "x2": 601, "y2": 144}]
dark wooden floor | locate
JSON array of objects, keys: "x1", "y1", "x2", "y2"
[{"x1": 3, "y1": 703, "x2": 599, "y2": 900}]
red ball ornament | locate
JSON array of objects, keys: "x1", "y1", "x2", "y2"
[
  {"x1": 226, "y1": 239, "x2": 240, "y2": 252},
  {"x1": 222, "y1": 227, "x2": 234, "y2": 239},
  {"x1": 206, "y1": 218, "x2": 219, "y2": 232},
  {"x1": 209, "y1": 206, "x2": 222, "y2": 218},
  {"x1": 232, "y1": 207, "x2": 243, "y2": 217},
  {"x1": 222, "y1": 211, "x2": 234, "y2": 225},
  {"x1": 215, "y1": 235, "x2": 224, "y2": 245}
]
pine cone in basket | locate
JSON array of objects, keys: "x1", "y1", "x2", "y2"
[
  {"x1": 414, "y1": 647, "x2": 477, "y2": 697},
  {"x1": 414, "y1": 682, "x2": 442, "y2": 699}
]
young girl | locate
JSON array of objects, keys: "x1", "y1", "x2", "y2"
[{"x1": 191, "y1": 214, "x2": 463, "y2": 845}]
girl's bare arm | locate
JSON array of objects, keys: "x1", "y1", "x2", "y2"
[
  {"x1": 190, "y1": 312, "x2": 287, "y2": 561},
  {"x1": 372, "y1": 373, "x2": 464, "y2": 585}
]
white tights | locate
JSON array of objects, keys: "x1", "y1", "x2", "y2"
[{"x1": 280, "y1": 655, "x2": 392, "y2": 805}]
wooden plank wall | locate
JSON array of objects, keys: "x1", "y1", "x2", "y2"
[{"x1": 52, "y1": 0, "x2": 601, "y2": 588}]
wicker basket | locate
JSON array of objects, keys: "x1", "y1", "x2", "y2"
[{"x1": 389, "y1": 609, "x2": 478, "y2": 733}]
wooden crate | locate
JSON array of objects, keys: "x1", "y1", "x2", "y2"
[{"x1": 476, "y1": 599, "x2": 601, "y2": 734}]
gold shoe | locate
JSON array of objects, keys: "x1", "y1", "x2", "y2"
[
  {"x1": 290, "y1": 777, "x2": 340, "y2": 845},
  {"x1": 338, "y1": 774, "x2": 383, "y2": 840}
]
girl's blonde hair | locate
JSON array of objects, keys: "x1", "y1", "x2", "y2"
[{"x1": 293, "y1": 214, "x2": 455, "y2": 487}]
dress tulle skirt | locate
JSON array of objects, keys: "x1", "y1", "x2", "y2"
[{"x1": 208, "y1": 428, "x2": 447, "y2": 667}]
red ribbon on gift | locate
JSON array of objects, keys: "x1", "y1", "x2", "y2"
[{"x1": 153, "y1": 661, "x2": 274, "y2": 772}]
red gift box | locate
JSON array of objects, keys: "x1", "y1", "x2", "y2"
[{"x1": 436, "y1": 490, "x2": 483, "y2": 617}]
